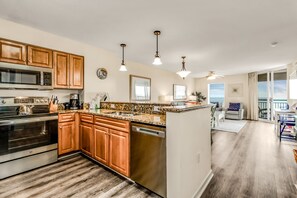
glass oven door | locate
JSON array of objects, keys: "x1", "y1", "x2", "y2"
[{"x1": 0, "y1": 116, "x2": 58, "y2": 156}]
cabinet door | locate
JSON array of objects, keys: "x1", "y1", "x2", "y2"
[
  {"x1": 109, "y1": 129, "x2": 130, "y2": 176},
  {"x1": 58, "y1": 121, "x2": 75, "y2": 155},
  {"x1": 53, "y1": 51, "x2": 69, "y2": 88},
  {"x1": 80, "y1": 122, "x2": 94, "y2": 157},
  {"x1": 69, "y1": 55, "x2": 84, "y2": 89},
  {"x1": 94, "y1": 125, "x2": 109, "y2": 165},
  {"x1": 0, "y1": 40, "x2": 26, "y2": 64},
  {"x1": 27, "y1": 45, "x2": 53, "y2": 68}
]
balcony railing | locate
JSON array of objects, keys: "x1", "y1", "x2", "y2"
[{"x1": 258, "y1": 99, "x2": 288, "y2": 119}]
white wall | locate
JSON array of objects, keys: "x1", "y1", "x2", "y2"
[
  {"x1": 287, "y1": 60, "x2": 297, "y2": 106},
  {"x1": 195, "y1": 74, "x2": 249, "y2": 118},
  {"x1": 166, "y1": 107, "x2": 212, "y2": 198},
  {"x1": 0, "y1": 18, "x2": 195, "y2": 102}
]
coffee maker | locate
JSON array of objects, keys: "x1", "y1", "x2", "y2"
[{"x1": 70, "y1": 93, "x2": 79, "y2": 110}]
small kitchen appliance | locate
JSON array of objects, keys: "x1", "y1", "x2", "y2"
[{"x1": 70, "y1": 93, "x2": 79, "y2": 110}]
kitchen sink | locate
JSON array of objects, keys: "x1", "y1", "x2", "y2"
[{"x1": 104, "y1": 111, "x2": 141, "y2": 116}]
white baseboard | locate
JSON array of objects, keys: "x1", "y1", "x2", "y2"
[{"x1": 192, "y1": 170, "x2": 214, "y2": 198}]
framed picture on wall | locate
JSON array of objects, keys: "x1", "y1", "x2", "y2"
[
  {"x1": 130, "y1": 75, "x2": 151, "y2": 101},
  {"x1": 173, "y1": 84, "x2": 187, "y2": 100},
  {"x1": 228, "y1": 83, "x2": 243, "y2": 97}
]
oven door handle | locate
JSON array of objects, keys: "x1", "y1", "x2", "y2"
[{"x1": 0, "y1": 116, "x2": 58, "y2": 126}]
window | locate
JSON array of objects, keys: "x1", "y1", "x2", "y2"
[{"x1": 208, "y1": 83, "x2": 225, "y2": 107}]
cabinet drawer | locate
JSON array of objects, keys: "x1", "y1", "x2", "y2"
[
  {"x1": 80, "y1": 113, "x2": 94, "y2": 123},
  {"x1": 59, "y1": 113, "x2": 75, "y2": 122},
  {"x1": 94, "y1": 116, "x2": 130, "y2": 133}
]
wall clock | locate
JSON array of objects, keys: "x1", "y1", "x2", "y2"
[{"x1": 96, "y1": 68, "x2": 108, "y2": 80}]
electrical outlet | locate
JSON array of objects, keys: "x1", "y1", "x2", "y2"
[
  {"x1": 153, "y1": 106, "x2": 160, "y2": 112},
  {"x1": 111, "y1": 104, "x2": 115, "y2": 108},
  {"x1": 197, "y1": 153, "x2": 200, "y2": 164}
]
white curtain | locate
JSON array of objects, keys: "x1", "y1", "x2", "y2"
[{"x1": 248, "y1": 72, "x2": 258, "y2": 120}]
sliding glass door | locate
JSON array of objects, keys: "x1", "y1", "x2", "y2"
[{"x1": 258, "y1": 70, "x2": 288, "y2": 121}]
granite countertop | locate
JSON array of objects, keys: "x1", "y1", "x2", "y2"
[
  {"x1": 59, "y1": 109, "x2": 166, "y2": 126},
  {"x1": 161, "y1": 104, "x2": 214, "y2": 113}
]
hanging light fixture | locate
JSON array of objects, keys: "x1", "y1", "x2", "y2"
[
  {"x1": 176, "y1": 56, "x2": 191, "y2": 79},
  {"x1": 153, "y1": 30, "x2": 162, "y2": 65},
  {"x1": 119, "y1": 43, "x2": 127, "y2": 71}
]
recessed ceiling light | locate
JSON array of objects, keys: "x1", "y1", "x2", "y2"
[{"x1": 271, "y1": 42, "x2": 278, "y2": 47}]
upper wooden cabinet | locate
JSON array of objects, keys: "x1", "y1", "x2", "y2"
[
  {"x1": 53, "y1": 51, "x2": 69, "y2": 89},
  {"x1": 0, "y1": 40, "x2": 26, "y2": 64},
  {"x1": 69, "y1": 55, "x2": 84, "y2": 89},
  {"x1": 53, "y1": 51, "x2": 84, "y2": 89},
  {"x1": 27, "y1": 45, "x2": 53, "y2": 68}
]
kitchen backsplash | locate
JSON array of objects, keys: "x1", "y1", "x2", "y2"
[{"x1": 100, "y1": 102, "x2": 173, "y2": 115}]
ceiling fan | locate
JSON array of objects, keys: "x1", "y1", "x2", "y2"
[{"x1": 206, "y1": 71, "x2": 224, "y2": 80}]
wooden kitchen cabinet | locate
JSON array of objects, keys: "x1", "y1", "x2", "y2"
[
  {"x1": 27, "y1": 45, "x2": 53, "y2": 68},
  {"x1": 58, "y1": 121, "x2": 75, "y2": 155},
  {"x1": 94, "y1": 125, "x2": 109, "y2": 165},
  {"x1": 80, "y1": 122, "x2": 94, "y2": 157},
  {"x1": 53, "y1": 51, "x2": 69, "y2": 89},
  {"x1": 53, "y1": 51, "x2": 84, "y2": 89},
  {"x1": 0, "y1": 39, "x2": 26, "y2": 64},
  {"x1": 109, "y1": 129, "x2": 130, "y2": 176},
  {"x1": 69, "y1": 55, "x2": 84, "y2": 89},
  {"x1": 58, "y1": 113, "x2": 79, "y2": 155},
  {"x1": 93, "y1": 116, "x2": 130, "y2": 176}
]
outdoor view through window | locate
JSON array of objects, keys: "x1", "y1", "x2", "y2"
[
  {"x1": 258, "y1": 71, "x2": 287, "y2": 120},
  {"x1": 208, "y1": 83, "x2": 225, "y2": 107}
]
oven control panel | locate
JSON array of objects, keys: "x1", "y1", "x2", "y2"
[{"x1": 0, "y1": 97, "x2": 49, "y2": 106}]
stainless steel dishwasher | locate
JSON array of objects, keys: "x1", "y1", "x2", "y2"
[{"x1": 131, "y1": 122, "x2": 166, "y2": 197}]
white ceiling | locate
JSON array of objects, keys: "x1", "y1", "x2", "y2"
[{"x1": 1, "y1": 0, "x2": 297, "y2": 77}]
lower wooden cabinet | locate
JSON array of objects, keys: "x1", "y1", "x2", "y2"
[
  {"x1": 93, "y1": 116, "x2": 130, "y2": 177},
  {"x1": 94, "y1": 125, "x2": 109, "y2": 165},
  {"x1": 109, "y1": 129, "x2": 130, "y2": 176},
  {"x1": 58, "y1": 121, "x2": 75, "y2": 155},
  {"x1": 58, "y1": 113, "x2": 79, "y2": 155},
  {"x1": 80, "y1": 122, "x2": 94, "y2": 157}
]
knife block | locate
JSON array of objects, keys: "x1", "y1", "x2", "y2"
[{"x1": 49, "y1": 101, "x2": 58, "y2": 113}]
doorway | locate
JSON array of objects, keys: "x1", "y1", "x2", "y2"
[{"x1": 258, "y1": 70, "x2": 288, "y2": 121}]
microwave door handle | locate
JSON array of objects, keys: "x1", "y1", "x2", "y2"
[{"x1": 40, "y1": 71, "x2": 44, "y2": 86}]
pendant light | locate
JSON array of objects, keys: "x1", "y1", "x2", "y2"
[
  {"x1": 153, "y1": 30, "x2": 162, "y2": 65},
  {"x1": 176, "y1": 56, "x2": 191, "y2": 79},
  {"x1": 119, "y1": 43, "x2": 127, "y2": 71}
]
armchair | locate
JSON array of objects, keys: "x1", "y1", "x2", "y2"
[{"x1": 225, "y1": 102, "x2": 244, "y2": 120}]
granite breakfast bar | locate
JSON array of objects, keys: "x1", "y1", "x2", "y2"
[{"x1": 58, "y1": 103, "x2": 213, "y2": 198}]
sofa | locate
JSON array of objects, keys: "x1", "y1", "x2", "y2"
[{"x1": 225, "y1": 102, "x2": 244, "y2": 120}]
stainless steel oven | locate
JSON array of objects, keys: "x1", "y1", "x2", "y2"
[
  {"x1": 0, "y1": 97, "x2": 58, "y2": 179},
  {"x1": 0, "y1": 62, "x2": 53, "y2": 90}
]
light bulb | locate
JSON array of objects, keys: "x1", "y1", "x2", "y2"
[
  {"x1": 176, "y1": 70, "x2": 191, "y2": 78},
  {"x1": 119, "y1": 64, "x2": 127, "y2": 72},
  {"x1": 207, "y1": 76, "x2": 216, "y2": 80},
  {"x1": 153, "y1": 56, "x2": 162, "y2": 65}
]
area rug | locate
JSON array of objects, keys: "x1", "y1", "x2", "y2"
[{"x1": 213, "y1": 119, "x2": 247, "y2": 133}]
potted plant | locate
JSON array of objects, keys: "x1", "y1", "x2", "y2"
[{"x1": 191, "y1": 91, "x2": 207, "y2": 104}]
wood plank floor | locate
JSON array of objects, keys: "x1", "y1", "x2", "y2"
[
  {"x1": 202, "y1": 121, "x2": 297, "y2": 198},
  {"x1": 0, "y1": 155, "x2": 160, "y2": 198}
]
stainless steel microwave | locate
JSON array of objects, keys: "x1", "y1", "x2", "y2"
[{"x1": 0, "y1": 62, "x2": 53, "y2": 90}]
